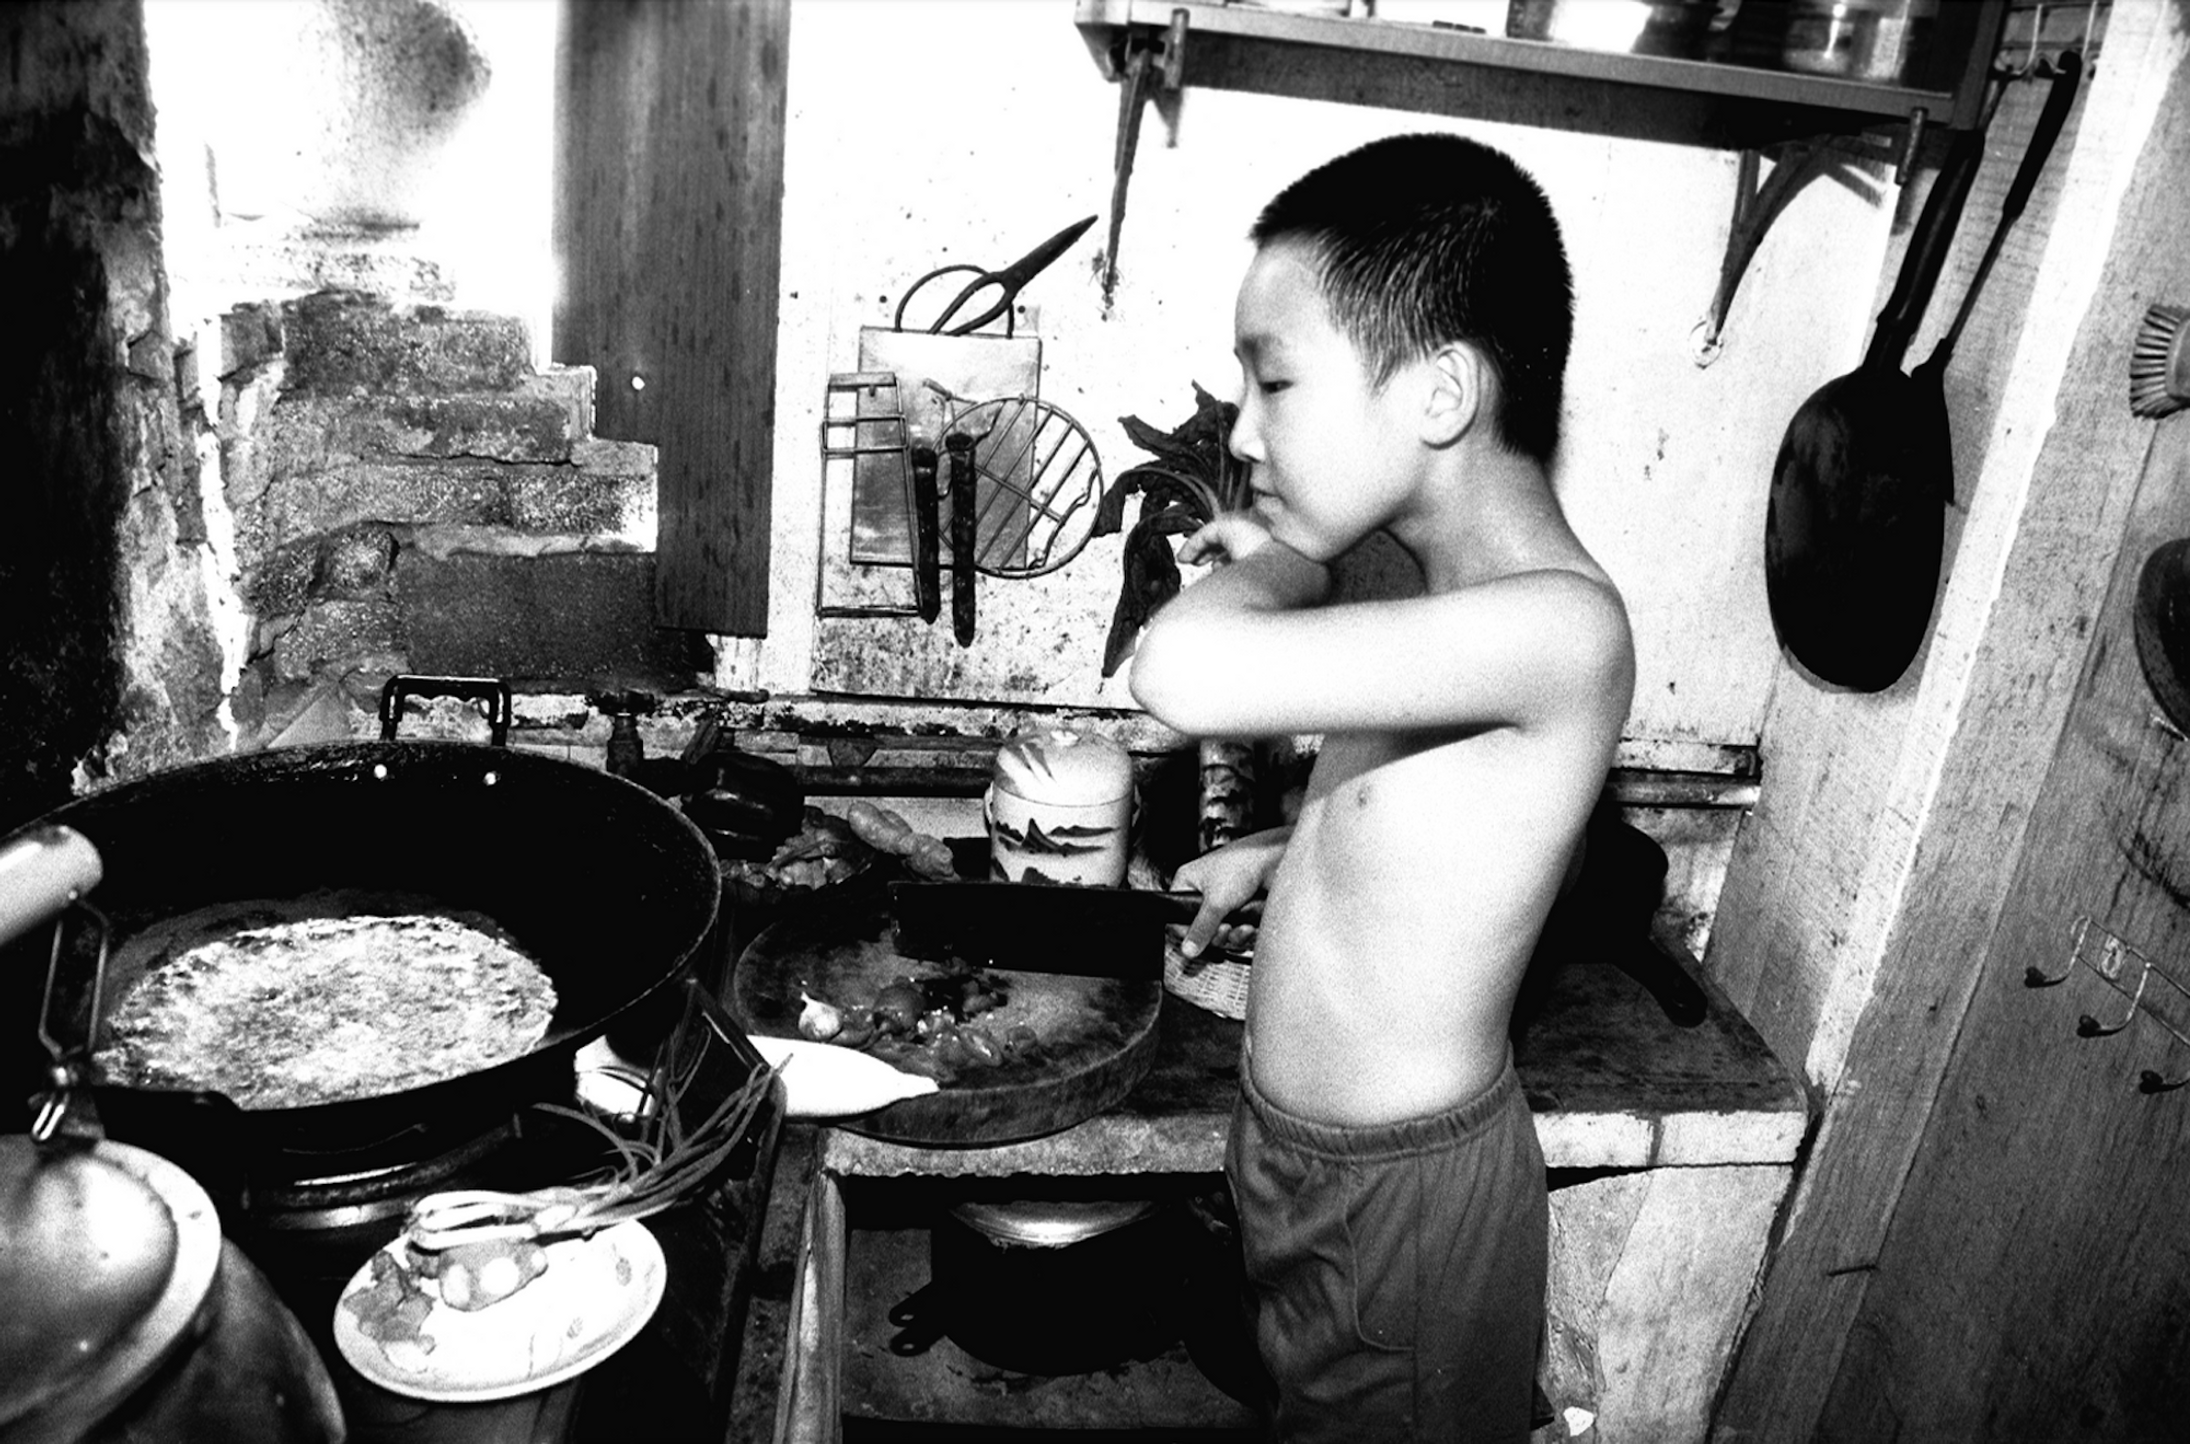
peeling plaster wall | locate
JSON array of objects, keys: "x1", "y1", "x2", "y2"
[{"x1": 736, "y1": 0, "x2": 1899, "y2": 747}]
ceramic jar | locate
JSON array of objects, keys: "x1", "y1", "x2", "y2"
[{"x1": 985, "y1": 727, "x2": 1133, "y2": 887}]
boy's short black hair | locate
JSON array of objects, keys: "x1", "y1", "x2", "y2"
[{"x1": 1250, "y1": 132, "x2": 1573, "y2": 465}]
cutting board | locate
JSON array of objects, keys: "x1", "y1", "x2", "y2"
[{"x1": 730, "y1": 894, "x2": 1160, "y2": 1146}]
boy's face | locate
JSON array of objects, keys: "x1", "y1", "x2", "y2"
[{"x1": 1229, "y1": 238, "x2": 1427, "y2": 563}]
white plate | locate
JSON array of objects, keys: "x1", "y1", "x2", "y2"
[{"x1": 331, "y1": 1219, "x2": 666, "y2": 1403}]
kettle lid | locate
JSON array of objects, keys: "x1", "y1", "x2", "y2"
[{"x1": 0, "y1": 1135, "x2": 219, "y2": 1441}]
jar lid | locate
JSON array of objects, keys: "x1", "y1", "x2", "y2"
[{"x1": 991, "y1": 728, "x2": 1132, "y2": 807}]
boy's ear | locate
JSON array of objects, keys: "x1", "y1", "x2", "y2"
[{"x1": 1420, "y1": 343, "x2": 1486, "y2": 447}]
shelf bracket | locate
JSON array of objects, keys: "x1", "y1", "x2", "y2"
[
  {"x1": 1691, "y1": 102, "x2": 1935, "y2": 365},
  {"x1": 1101, "y1": 8, "x2": 1189, "y2": 309},
  {"x1": 1690, "y1": 137, "x2": 1843, "y2": 367}
]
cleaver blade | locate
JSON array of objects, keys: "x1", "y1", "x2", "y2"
[{"x1": 885, "y1": 880, "x2": 1202, "y2": 979}]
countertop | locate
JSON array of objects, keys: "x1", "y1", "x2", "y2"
[
  {"x1": 724, "y1": 944, "x2": 1810, "y2": 1442},
  {"x1": 806, "y1": 939, "x2": 1810, "y2": 1179}
]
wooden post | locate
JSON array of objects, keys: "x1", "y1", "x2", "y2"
[{"x1": 555, "y1": 0, "x2": 790, "y2": 636}]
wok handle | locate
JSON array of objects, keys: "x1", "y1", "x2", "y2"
[
  {"x1": 0, "y1": 825, "x2": 102, "y2": 951},
  {"x1": 379, "y1": 674, "x2": 513, "y2": 746},
  {"x1": 1929, "y1": 53, "x2": 2083, "y2": 370},
  {"x1": 1867, "y1": 117, "x2": 1990, "y2": 371}
]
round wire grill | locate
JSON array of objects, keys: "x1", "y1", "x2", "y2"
[{"x1": 947, "y1": 396, "x2": 1104, "y2": 579}]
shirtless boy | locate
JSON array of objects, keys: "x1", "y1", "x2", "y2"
[{"x1": 1129, "y1": 133, "x2": 1635, "y2": 1441}]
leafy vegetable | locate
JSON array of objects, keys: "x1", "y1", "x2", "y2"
[{"x1": 1094, "y1": 383, "x2": 1256, "y2": 677}]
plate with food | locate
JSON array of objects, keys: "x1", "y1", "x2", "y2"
[{"x1": 332, "y1": 1220, "x2": 665, "y2": 1403}]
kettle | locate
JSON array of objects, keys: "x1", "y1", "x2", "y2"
[{"x1": 0, "y1": 826, "x2": 346, "y2": 1444}]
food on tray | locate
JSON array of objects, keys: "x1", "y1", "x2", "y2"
[
  {"x1": 718, "y1": 807, "x2": 867, "y2": 894},
  {"x1": 847, "y1": 800, "x2": 958, "y2": 880},
  {"x1": 412, "y1": 1236, "x2": 551, "y2": 1312},
  {"x1": 342, "y1": 1248, "x2": 439, "y2": 1360},
  {"x1": 337, "y1": 1223, "x2": 663, "y2": 1387},
  {"x1": 797, "y1": 991, "x2": 844, "y2": 1041},
  {"x1": 96, "y1": 913, "x2": 557, "y2": 1110},
  {"x1": 798, "y1": 966, "x2": 1041, "y2": 1084},
  {"x1": 722, "y1": 804, "x2": 957, "y2": 896}
]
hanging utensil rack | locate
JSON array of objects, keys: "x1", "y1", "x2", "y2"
[{"x1": 817, "y1": 371, "x2": 921, "y2": 618}]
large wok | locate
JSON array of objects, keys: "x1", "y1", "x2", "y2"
[{"x1": 2, "y1": 738, "x2": 721, "y2": 1176}]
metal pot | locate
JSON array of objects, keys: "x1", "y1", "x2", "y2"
[
  {"x1": 0, "y1": 1134, "x2": 343, "y2": 1444},
  {"x1": 1, "y1": 737, "x2": 721, "y2": 1183},
  {"x1": 888, "y1": 1195, "x2": 1191, "y2": 1375},
  {"x1": 1506, "y1": 0, "x2": 1721, "y2": 59}
]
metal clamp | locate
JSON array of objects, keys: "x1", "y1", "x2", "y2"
[{"x1": 30, "y1": 896, "x2": 112, "y2": 1145}]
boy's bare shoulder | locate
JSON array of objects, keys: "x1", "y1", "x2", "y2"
[{"x1": 1447, "y1": 560, "x2": 1634, "y2": 721}]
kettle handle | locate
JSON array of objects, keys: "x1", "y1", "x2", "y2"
[
  {"x1": 0, "y1": 825, "x2": 113, "y2": 1144},
  {"x1": 0, "y1": 825, "x2": 102, "y2": 951}
]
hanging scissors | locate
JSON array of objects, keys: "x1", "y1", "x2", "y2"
[{"x1": 894, "y1": 215, "x2": 1097, "y2": 337}]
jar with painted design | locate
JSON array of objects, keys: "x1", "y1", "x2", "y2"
[{"x1": 985, "y1": 727, "x2": 1134, "y2": 887}]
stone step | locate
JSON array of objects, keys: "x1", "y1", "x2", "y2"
[
  {"x1": 224, "y1": 289, "x2": 534, "y2": 395},
  {"x1": 253, "y1": 370, "x2": 599, "y2": 470},
  {"x1": 256, "y1": 449, "x2": 655, "y2": 547}
]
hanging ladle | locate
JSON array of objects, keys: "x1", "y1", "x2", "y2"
[{"x1": 1765, "y1": 55, "x2": 2080, "y2": 691}]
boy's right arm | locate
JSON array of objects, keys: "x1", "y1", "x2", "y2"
[{"x1": 1171, "y1": 825, "x2": 1289, "y2": 957}]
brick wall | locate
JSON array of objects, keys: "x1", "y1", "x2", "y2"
[{"x1": 216, "y1": 291, "x2": 710, "y2": 750}]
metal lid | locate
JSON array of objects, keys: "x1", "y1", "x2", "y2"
[
  {"x1": 0, "y1": 1137, "x2": 219, "y2": 1441},
  {"x1": 949, "y1": 1196, "x2": 1159, "y2": 1249}
]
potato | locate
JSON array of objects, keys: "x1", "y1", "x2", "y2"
[{"x1": 847, "y1": 800, "x2": 914, "y2": 854}]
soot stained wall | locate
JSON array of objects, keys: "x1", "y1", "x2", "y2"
[{"x1": 1, "y1": 2, "x2": 155, "y2": 828}]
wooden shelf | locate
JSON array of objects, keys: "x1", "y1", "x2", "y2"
[
  {"x1": 1075, "y1": 0, "x2": 2005, "y2": 147},
  {"x1": 1076, "y1": 0, "x2": 2007, "y2": 353}
]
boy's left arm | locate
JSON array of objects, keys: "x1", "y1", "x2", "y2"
[{"x1": 1132, "y1": 537, "x2": 1630, "y2": 741}]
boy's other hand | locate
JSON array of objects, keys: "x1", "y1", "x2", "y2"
[
  {"x1": 1171, "y1": 829, "x2": 1288, "y2": 958},
  {"x1": 1178, "y1": 510, "x2": 1275, "y2": 567}
]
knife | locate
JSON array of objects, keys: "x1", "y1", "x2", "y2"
[
  {"x1": 910, "y1": 443, "x2": 941, "y2": 625},
  {"x1": 887, "y1": 880, "x2": 1207, "y2": 979},
  {"x1": 946, "y1": 432, "x2": 977, "y2": 646}
]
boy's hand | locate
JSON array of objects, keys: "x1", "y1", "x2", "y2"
[
  {"x1": 1178, "y1": 510, "x2": 1275, "y2": 567},
  {"x1": 1171, "y1": 828, "x2": 1289, "y2": 958}
]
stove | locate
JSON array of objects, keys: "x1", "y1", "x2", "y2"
[{"x1": 68, "y1": 979, "x2": 782, "y2": 1444}]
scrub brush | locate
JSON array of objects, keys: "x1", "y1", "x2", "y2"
[{"x1": 2130, "y1": 303, "x2": 2190, "y2": 418}]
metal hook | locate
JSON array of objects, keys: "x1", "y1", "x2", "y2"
[
  {"x1": 2139, "y1": 1064, "x2": 2189, "y2": 1094},
  {"x1": 2077, "y1": 956, "x2": 2147, "y2": 1037},
  {"x1": 2026, "y1": 914, "x2": 2086, "y2": 987}
]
